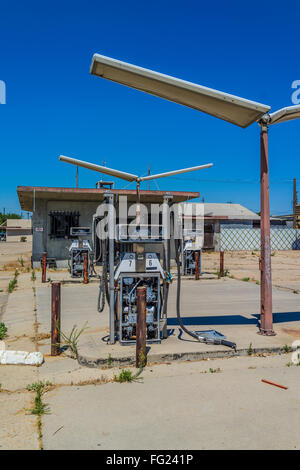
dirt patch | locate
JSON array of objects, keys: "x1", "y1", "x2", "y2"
[{"x1": 202, "y1": 250, "x2": 300, "y2": 289}]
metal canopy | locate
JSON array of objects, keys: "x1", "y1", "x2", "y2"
[
  {"x1": 90, "y1": 54, "x2": 270, "y2": 128},
  {"x1": 59, "y1": 155, "x2": 138, "y2": 182},
  {"x1": 59, "y1": 155, "x2": 213, "y2": 183},
  {"x1": 268, "y1": 105, "x2": 300, "y2": 125},
  {"x1": 139, "y1": 164, "x2": 212, "y2": 181}
]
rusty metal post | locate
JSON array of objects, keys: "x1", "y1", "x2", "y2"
[
  {"x1": 259, "y1": 123, "x2": 275, "y2": 335},
  {"x1": 42, "y1": 252, "x2": 47, "y2": 283},
  {"x1": 220, "y1": 251, "x2": 224, "y2": 277},
  {"x1": 83, "y1": 253, "x2": 88, "y2": 284},
  {"x1": 195, "y1": 250, "x2": 200, "y2": 280},
  {"x1": 51, "y1": 282, "x2": 61, "y2": 356},
  {"x1": 136, "y1": 286, "x2": 147, "y2": 368}
]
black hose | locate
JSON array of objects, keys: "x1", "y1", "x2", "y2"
[
  {"x1": 175, "y1": 238, "x2": 201, "y2": 341},
  {"x1": 97, "y1": 238, "x2": 110, "y2": 312},
  {"x1": 174, "y1": 237, "x2": 236, "y2": 350}
]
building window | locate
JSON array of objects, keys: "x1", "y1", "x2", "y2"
[{"x1": 49, "y1": 211, "x2": 80, "y2": 239}]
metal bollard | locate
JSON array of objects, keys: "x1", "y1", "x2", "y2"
[
  {"x1": 42, "y1": 252, "x2": 47, "y2": 283},
  {"x1": 136, "y1": 286, "x2": 147, "y2": 368},
  {"x1": 83, "y1": 253, "x2": 88, "y2": 284},
  {"x1": 51, "y1": 282, "x2": 61, "y2": 356},
  {"x1": 195, "y1": 250, "x2": 200, "y2": 280},
  {"x1": 220, "y1": 251, "x2": 224, "y2": 277}
]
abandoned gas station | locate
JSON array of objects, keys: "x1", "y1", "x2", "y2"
[{"x1": 16, "y1": 52, "x2": 300, "y2": 362}]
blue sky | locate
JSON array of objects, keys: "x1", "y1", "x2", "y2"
[{"x1": 0, "y1": 0, "x2": 299, "y2": 215}]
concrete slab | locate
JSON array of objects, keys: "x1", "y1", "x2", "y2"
[
  {"x1": 2, "y1": 286, "x2": 36, "y2": 352},
  {"x1": 42, "y1": 354, "x2": 300, "y2": 450},
  {"x1": 35, "y1": 278, "x2": 300, "y2": 365},
  {"x1": 0, "y1": 391, "x2": 39, "y2": 450}
]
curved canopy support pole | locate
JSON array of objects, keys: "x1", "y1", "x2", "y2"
[{"x1": 259, "y1": 121, "x2": 275, "y2": 336}]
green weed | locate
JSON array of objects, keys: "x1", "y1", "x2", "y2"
[
  {"x1": 0, "y1": 322, "x2": 8, "y2": 340},
  {"x1": 26, "y1": 381, "x2": 52, "y2": 416},
  {"x1": 57, "y1": 322, "x2": 88, "y2": 358},
  {"x1": 114, "y1": 367, "x2": 143, "y2": 383},
  {"x1": 7, "y1": 277, "x2": 18, "y2": 293}
]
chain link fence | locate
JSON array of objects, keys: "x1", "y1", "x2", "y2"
[{"x1": 219, "y1": 228, "x2": 300, "y2": 251}]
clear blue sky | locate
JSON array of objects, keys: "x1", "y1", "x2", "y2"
[{"x1": 1, "y1": 0, "x2": 299, "y2": 215}]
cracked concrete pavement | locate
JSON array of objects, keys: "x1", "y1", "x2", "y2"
[{"x1": 1, "y1": 244, "x2": 300, "y2": 450}]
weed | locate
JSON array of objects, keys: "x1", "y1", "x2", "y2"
[
  {"x1": 271, "y1": 251, "x2": 276, "y2": 257},
  {"x1": 7, "y1": 277, "x2": 17, "y2": 293},
  {"x1": 20, "y1": 236, "x2": 27, "y2": 242},
  {"x1": 47, "y1": 277, "x2": 52, "y2": 283},
  {"x1": 31, "y1": 270, "x2": 36, "y2": 282},
  {"x1": 26, "y1": 266, "x2": 30, "y2": 273},
  {"x1": 26, "y1": 381, "x2": 52, "y2": 416},
  {"x1": 107, "y1": 353, "x2": 113, "y2": 366},
  {"x1": 114, "y1": 367, "x2": 143, "y2": 383},
  {"x1": 14, "y1": 268, "x2": 19, "y2": 278},
  {"x1": 256, "y1": 281, "x2": 260, "y2": 285},
  {"x1": 242, "y1": 277, "x2": 250, "y2": 282},
  {"x1": 18, "y1": 256, "x2": 24, "y2": 267},
  {"x1": 57, "y1": 322, "x2": 89, "y2": 358},
  {"x1": 215, "y1": 269, "x2": 229, "y2": 278},
  {"x1": 293, "y1": 290, "x2": 299, "y2": 294},
  {"x1": 247, "y1": 342, "x2": 253, "y2": 356},
  {"x1": 0, "y1": 322, "x2": 8, "y2": 340},
  {"x1": 209, "y1": 368, "x2": 221, "y2": 373},
  {"x1": 283, "y1": 344, "x2": 292, "y2": 353}
]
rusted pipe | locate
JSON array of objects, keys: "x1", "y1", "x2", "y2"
[
  {"x1": 51, "y1": 282, "x2": 61, "y2": 356},
  {"x1": 42, "y1": 252, "x2": 47, "y2": 283},
  {"x1": 194, "y1": 250, "x2": 200, "y2": 280},
  {"x1": 261, "y1": 379, "x2": 288, "y2": 390},
  {"x1": 136, "y1": 286, "x2": 147, "y2": 368},
  {"x1": 220, "y1": 251, "x2": 224, "y2": 277},
  {"x1": 83, "y1": 253, "x2": 88, "y2": 284}
]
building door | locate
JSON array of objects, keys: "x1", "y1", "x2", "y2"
[{"x1": 204, "y1": 223, "x2": 214, "y2": 250}]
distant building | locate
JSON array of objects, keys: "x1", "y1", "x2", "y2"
[
  {"x1": 271, "y1": 213, "x2": 294, "y2": 229},
  {"x1": 5, "y1": 218, "x2": 32, "y2": 242},
  {"x1": 183, "y1": 203, "x2": 287, "y2": 250}
]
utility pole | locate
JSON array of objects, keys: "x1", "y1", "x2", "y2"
[
  {"x1": 76, "y1": 166, "x2": 79, "y2": 188},
  {"x1": 293, "y1": 178, "x2": 297, "y2": 228}
]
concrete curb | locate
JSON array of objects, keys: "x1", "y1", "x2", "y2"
[{"x1": 77, "y1": 346, "x2": 285, "y2": 369}]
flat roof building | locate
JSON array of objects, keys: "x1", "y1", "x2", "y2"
[{"x1": 18, "y1": 186, "x2": 199, "y2": 267}]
